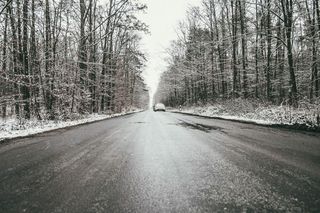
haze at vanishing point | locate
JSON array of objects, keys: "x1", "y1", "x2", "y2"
[{"x1": 139, "y1": 0, "x2": 201, "y2": 106}]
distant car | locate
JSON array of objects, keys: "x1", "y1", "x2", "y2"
[{"x1": 153, "y1": 103, "x2": 166, "y2": 112}]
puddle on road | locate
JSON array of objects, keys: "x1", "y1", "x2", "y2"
[
  {"x1": 133, "y1": 122, "x2": 146, "y2": 124},
  {"x1": 177, "y1": 121, "x2": 224, "y2": 133}
]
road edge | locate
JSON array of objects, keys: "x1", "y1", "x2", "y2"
[
  {"x1": 170, "y1": 111, "x2": 320, "y2": 133},
  {"x1": 0, "y1": 111, "x2": 144, "y2": 144}
]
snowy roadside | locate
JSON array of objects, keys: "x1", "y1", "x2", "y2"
[
  {"x1": 168, "y1": 100, "x2": 320, "y2": 132},
  {"x1": 0, "y1": 109, "x2": 143, "y2": 142}
]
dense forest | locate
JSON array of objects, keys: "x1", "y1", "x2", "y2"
[
  {"x1": 156, "y1": 0, "x2": 320, "y2": 109},
  {"x1": 0, "y1": 0, "x2": 149, "y2": 121}
]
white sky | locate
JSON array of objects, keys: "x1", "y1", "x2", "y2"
[{"x1": 138, "y1": 0, "x2": 201, "y2": 101}]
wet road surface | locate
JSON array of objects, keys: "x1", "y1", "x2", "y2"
[{"x1": 0, "y1": 111, "x2": 320, "y2": 212}]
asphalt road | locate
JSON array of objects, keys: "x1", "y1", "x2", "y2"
[{"x1": 0, "y1": 111, "x2": 320, "y2": 212}]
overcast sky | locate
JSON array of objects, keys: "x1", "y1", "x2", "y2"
[{"x1": 138, "y1": 0, "x2": 201, "y2": 100}]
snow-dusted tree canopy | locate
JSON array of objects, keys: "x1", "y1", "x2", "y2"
[
  {"x1": 0, "y1": 0, "x2": 149, "y2": 120},
  {"x1": 155, "y1": 0, "x2": 320, "y2": 110}
]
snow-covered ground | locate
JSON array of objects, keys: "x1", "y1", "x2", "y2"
[
  {"x1": 0, "y1": 109, "x2": 142, "y2": 141},
  {"x1": 170, "y1": 99, "x2": 320, "y2": 130}
]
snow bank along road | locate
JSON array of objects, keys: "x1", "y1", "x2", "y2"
[{"x1": 0, "y1": 111, "x2": 320, "y2": 212}]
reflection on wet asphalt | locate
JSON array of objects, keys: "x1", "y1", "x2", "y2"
[{"x1": 0, "y1": 111, "x2": 320, "y2": 212}]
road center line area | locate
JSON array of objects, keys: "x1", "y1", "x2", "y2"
[{"x1": 0, "y1": 111, "x2": 320, "y2": 212}]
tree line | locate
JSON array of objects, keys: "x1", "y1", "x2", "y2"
[
  {"x1": 0, "y1": 0, "x2": 149, "y2": 120},
  {"x1": 155, "y1": 0, "x2": 320, "y2": 108}
]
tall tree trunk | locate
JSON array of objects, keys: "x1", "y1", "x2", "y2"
[
  {"x1": 231, "y1": 0, "x2": 239, "y2": 97},
  {"x1": 45, "y1": 0, "x2": 54, "y2": 119},
  {"x1": 1, "y1": 11, "x2": 8, "y2": 118},
  {"x1": 8, "y1": 2, "x2": 20, "y2": 118},
  {"x1": 88, "y1": 0, "x2": 98, "y2": 113},
  {"x1": 275, "y1": 18, "x2": 285, "y2": 103},
  {"x1": 255, "y1": 0, "x2": 259, "y2": 98},
  {"x1": 17, "y1": 0, "x2": 23, "y2": 69},
  {"x1": 79, "y1": 0, "x2": 88, "y2": 113},
  {"x1": 212, "y1": 0, "x2": 226, "y2": 97},
  {"x1": 306, "y1": 0, "x2": 318, "y2": 102},
  {"x1": 239, "y1": 0, "x2": 248, "y2": 98},
  {"x1": 281, "y1": 0, "x2": 298, "y2": 107},
  {"x1": 314, "y1": 0, "x2": 320, "y2": 97},
  {"x1": 22, "y1": 0, "x2": 30, "y2": 119},
  {"x1": 209, "y1": 0, "x2": 216, "y2": 99},
  {"x1": 100, "y1": 0, "x2": 114, "y2": 112},
  {"x1": 266, "y1": 0, "x2": 272, "y2": 101},
  {"x1": 30, "y1": 0, "x2": 41, "y2": 119}
]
